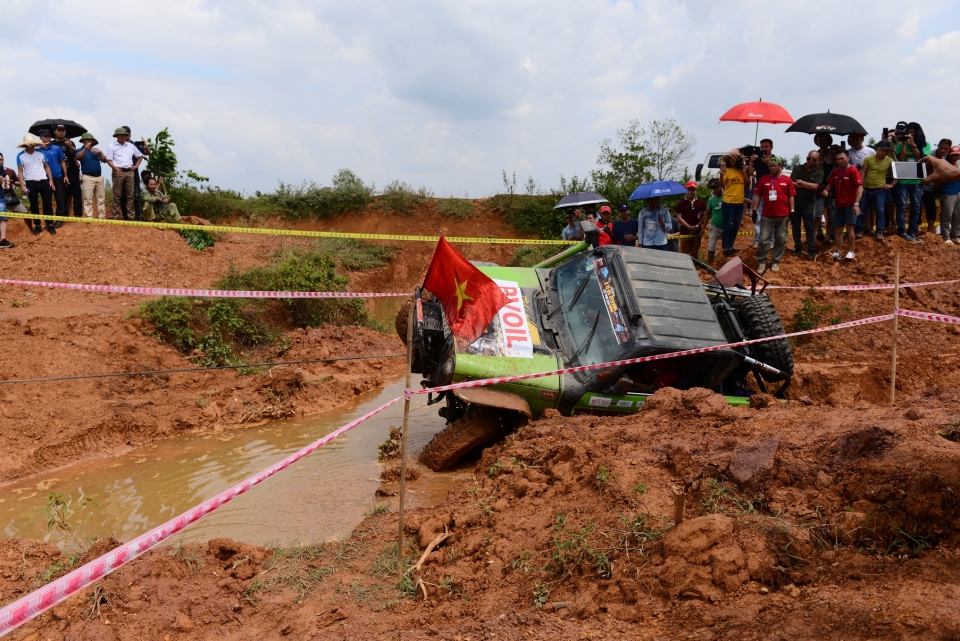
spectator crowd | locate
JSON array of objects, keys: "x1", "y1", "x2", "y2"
[
  {"x1": 0, "y1": 124, "x2": 183, "y2": 249},
  {"x1": 563, "y1": 121, "x2": 960, "y2": 274}
]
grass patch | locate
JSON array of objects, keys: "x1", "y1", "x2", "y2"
[
  {"x1": 243, "y1": 542, "x2": 337, "y2": 605},
  {"x1": 313, "y1": 238, "x2": 397, "y2": 271},
  {"x1": 792, "y1": 293, "x2": 833, "y2": 333},
  {"x1": 436, "y1": 198, "x2": 475, "y2": 220},
  {"x1": 509, "y1": 245, "x2": 562, "y2": 267},
  {"x1": 141, "y1": 247, "x2": 368, "y2": 365},
  {"x1": 379, "y1": 181, "x2": 433, "y2": 215}
]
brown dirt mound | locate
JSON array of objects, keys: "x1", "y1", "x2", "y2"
[{"x1": 6, "y1": 387, "x2": 960, "y2": 639}]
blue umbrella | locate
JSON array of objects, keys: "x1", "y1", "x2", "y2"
[{"x1": 628, "y1": 180, "x2": 688, "y2": 201}]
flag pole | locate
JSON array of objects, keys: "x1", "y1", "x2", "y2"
[{"x1": 398, "y1": 303, "x2": 414, "y2": 587}]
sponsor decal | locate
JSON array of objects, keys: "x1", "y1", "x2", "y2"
[
  {"x1": 540, "y1": 390, "x2": 558, "y2": 399},
  {"x1": 615, "y1": 399, "x2": 634, "y2": 408},
  {"x1": 465, "y1": 280, "x2": 534, "y2": 358},
  {"x1": 588, "y1": 396, "x2": 612, "y2": 407},
  {"x1": 593, "y1": 257, "x2": 631, "y2": 344}
]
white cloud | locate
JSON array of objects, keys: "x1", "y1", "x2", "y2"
[{"x1": 0, "y1": 0, "x2": 958, "y2": 197}]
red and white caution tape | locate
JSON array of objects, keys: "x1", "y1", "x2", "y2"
[
  {"x1": 0, "y1": 279, "x2": 409, "y2": 299},
  {"x1": 897, "y1": 308, "x2": 960, "y2": 325},
  {"x1": 766, "y1": 278, "x2": 960, "y2": 292},
  {"x1": 405, "y1": 313, "x2": 895, "y2": 398},
  {"x1": 0, "y1": 396, "x2": 401, "y2": 636}
]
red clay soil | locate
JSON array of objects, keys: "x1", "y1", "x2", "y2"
[
  {"x1": 4, "y1": 387, "x2": 960, "y2": 640},
  {"x1": 3, "y1": 205, "x2": 960, "y2": 639}
]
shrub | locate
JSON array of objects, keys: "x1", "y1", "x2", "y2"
[
  {"x1": 217, "y1": 247, "x2": 368, "y2": 328},
  {"x1": 262, "y1": 169, "x2": 374, "y2": 219},
  {"x1": 380, "y1": 180, "x2": 433, "y2": 215},
  {"x1": 486, "y1": 194, "x2": 564, "y2": 239},
  {"x1": 141, "y1": 248, "x2": 368, "y2": 365}
]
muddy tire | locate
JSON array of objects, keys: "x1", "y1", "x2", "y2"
[
  {"x1": 736, "y1": 294, "x2": 794, "y2": 382},
  {"x1": 419, "y1": 406, "x2": 517, "y2": 472},
  {"x1": 395, "y1": 299, "x2": 413, "y2": 344}
]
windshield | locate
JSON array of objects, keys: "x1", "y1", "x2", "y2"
[{"x1": 554, "y1": 252, "x2": 631, "y2": 367}]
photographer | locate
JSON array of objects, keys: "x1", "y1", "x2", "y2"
[
  {"x1": 894, "y1": 121, "x2": 930, "y2": 242},
  {"x1": 719, "y1": 148, "x2": 747, "y2": 256}
]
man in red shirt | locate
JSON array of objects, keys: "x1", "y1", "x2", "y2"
[
  {"x1": 822, "y1": 148, "x2": 863, "y2": 260},
  {"x1": 675, "y1": 180, "x2": 707, "y2": 258},
  {"x1": 751, "y1": 156, "x2": 795, "y2": 273}
]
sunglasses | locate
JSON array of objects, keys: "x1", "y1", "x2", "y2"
[{"x1": 806, "y1": 157, "x2": 818, "y2": 161}]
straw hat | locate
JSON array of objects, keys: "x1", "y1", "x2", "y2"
[{"x1": 17, "y1": 134, "x2": 43, "y2": 148}]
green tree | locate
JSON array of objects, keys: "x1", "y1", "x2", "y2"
[
  {"x1": 145, "y1": 128, "x2": 177, "y2": 179},
  {"x1": 786, "y1": 154, "x2": 802, "y2": 169},
  {"x1": 591, "y1": 120, "x2": 654, "y2": 196},
  {"x1": 641, "y1": 119, "x2": 697, "y2": 181}
]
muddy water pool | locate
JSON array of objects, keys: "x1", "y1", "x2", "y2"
[{"x1": 0, "y1": 378, "x2": 470, "y2": 547}]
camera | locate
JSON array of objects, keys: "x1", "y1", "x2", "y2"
[
  {"x1": 739, "y1": 144, "x2": 761, "y2": 160},
  {"x1": 894, "y1": 122, "x2": 908, "y2": 142},
  {"x1": 723, "y1": 153, "x2": 744, "y2": 169}
]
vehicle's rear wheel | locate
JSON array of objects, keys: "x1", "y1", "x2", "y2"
[
  {"x1": 736, "y1": 294, "x2": 794, "y2": 382},
  {"x1": 419, "y1": 405, "x2": 519, "y2": 471}
]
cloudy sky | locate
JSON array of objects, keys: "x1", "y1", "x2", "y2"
[{"x1": 4, "y1": 0, "x2": 959, "y2": 196}]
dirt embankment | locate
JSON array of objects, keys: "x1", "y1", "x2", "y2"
[{"x1": 5, "y1": 387, "x2": 960, "y2": 639}]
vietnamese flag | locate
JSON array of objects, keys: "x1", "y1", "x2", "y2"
[{"x1": 422, "y1": 237, "x2": 509, "y2": 344}]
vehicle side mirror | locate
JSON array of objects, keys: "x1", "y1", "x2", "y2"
[{"x1": 580, "y1": 220, "x2": 598, "y2": 246}]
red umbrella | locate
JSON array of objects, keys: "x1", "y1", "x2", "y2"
[{"x1": 719, "y1": 99, "x2": 794, "y2": 144}]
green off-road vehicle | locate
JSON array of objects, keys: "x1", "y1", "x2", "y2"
[{"x1": 398, "y1": 223, "x2": 794, "y2": 471}]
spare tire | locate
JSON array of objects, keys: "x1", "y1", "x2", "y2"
[
  {"x1": 419, "y1": 406, "x2": 518, "y2": 471},
  {"x1": 735, "y1": 294, "x2": 794, "y2": 382},
  {"x1": 395, "y1": 298, "x2": 413, "y2": 344}
]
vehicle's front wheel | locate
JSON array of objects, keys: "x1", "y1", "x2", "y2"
[
  {"x1": 419, "y1": 405, "x2": 519, "y2": 471},
  {"x1": 736, "y1": 294, "x2": 794, "y2": 382}
]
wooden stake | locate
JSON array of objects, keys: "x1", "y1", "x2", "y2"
[
  {"x1": 672, "y1": 486, "x2": 685, "y2": 526},
  {"x1": 398, "y1": 304, "x2": 414, "y2": 585},
  {"x1": 890, "y1": 252, "x2": 900, "y2": 407}
]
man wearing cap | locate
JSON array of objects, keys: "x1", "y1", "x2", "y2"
[
  {"x1": 789, "y1": 150, "x2": 824, "y2": 260},
  {"x1": 860, "y1": 141, "x2": 896, "y2": 241},
  {"x1": 106, "y1": 127, "x2": 143, "y2": 220},
  {"x1": 16, "y1": 134, "x2": 56, "y2": 235},
  {"x1": 939, "y1": 146, "x2": 960, "y2": 244},
  {"x1": 75, "y1": 133, "x2": 108, "y2": 219},
  {"x1": 752, "y1": 156, "x2": 795, "y2": 272},
  {"x1": 53, "y1": 124, "x2": 82, "y2": 218},
  {"x1": 611, "y1": 203, "x2": 638, "y2": 246},
  {"x1": 675, "y1": 180, "x2": 707, "y2": 258},
  {"x1": 38, "y1": 129, "x2": 68, "y2": 226},
  {"x1": 120, "y1": 126, "x2": 151, "y2": 220}
]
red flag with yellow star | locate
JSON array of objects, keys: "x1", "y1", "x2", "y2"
[{"x1": 422, "y1": 237, "x2": 509, "y2": 344}]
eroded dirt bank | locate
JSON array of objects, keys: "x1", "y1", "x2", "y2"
[{"x1": 4, "y1": 387, "x2": 960, "y2": 639}]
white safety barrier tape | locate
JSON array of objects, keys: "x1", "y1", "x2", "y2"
[
  {"x1": 0, "y1": 396, "x2": 401, "y2": 635},
  {"x1": 0, "y1": 278, "x2": 409, "y2": 299},
  {"x1": 897, "y1": 308, "x2": 960, "y2": 324}
]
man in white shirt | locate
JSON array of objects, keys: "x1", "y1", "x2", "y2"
[
  {"x1": 847, "y1": 133, "x2": 875, "y2": 170},
  {"x1": 16, "y1": 134, "x2": 56, "y2": 235},
  {"x1": 105, "y1": 127, "x2": 143, "y2": 220}
]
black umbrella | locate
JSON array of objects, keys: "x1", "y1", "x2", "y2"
[
  {"x1": 28, "y1": 119, "x2": 87, "y2": 139},
  {"x1": 553, "y1": 191, "x2": 609, "y2": 210},
  {"x1": 785, "y1": 112, "x2": 867, "y2": 136}
]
